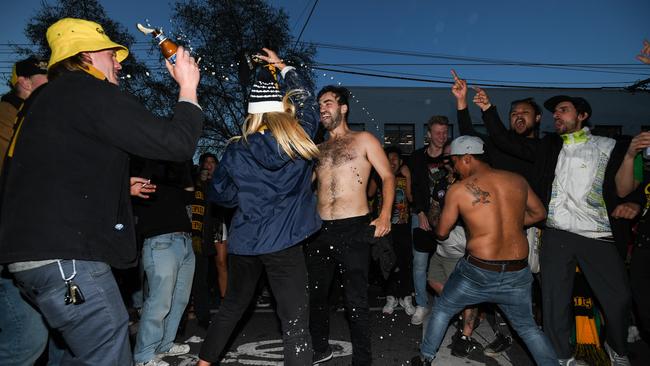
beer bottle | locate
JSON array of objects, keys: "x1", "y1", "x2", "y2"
[{"x1": 137, "y1": 23, "x2": 178, "y2": 65}]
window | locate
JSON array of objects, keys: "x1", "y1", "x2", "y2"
[
  {"x1": 423, "y1": 124, "x2": 454, "y2": 145},
  {"x1": 384, "y1": 124, "x2": 415, "y2": 154},
  {"x1": 591, "y1": 125, "x2": 622, "y2": 138}
]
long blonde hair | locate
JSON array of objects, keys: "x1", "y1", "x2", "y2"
[{"x1": 235, "y1": 90, "x2": 319, "y2": 160}]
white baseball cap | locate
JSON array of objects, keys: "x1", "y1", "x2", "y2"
[{"x1": 450, "y1": 135, "x2": 484, "y2": 155}]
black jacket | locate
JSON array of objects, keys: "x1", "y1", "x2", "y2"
[
  {"x1": 0, "y1": 69, "x2": 203, "y2": 268},
  {"x1": 409, "y1": 147, "x2": 439, "y2": 216},
  {"x1": 481, "y1": 105, "x2": 633, "y2": 254},
  {"x1": 457, "y1": 107, "x2": 537, "y2": 182}
]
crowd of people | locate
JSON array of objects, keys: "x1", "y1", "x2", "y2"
[{"x1": 0, "y1": 15, "x2": 649, "y2": 366}]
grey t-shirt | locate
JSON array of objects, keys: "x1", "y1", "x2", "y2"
[{"x1": 436, "y1": 225, "x2": 466, "y2": 258}]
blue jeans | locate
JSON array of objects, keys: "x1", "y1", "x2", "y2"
[
  {"x1": 134, "y1": 232, "x2": 195, "y2": 363},
  {"x1": 411, "y1": 214, "x2": 430, "y2": 308},
  {"x1": 13, "y1": 260, "x2": 131, "y2": 365},
  {"x1": 421, "y1": 257, "x2": 557, "y2": 366},
  {"x1": 0, "y1": 271, "x2": 48, "y2": 366},
  {"x1": 412, "y1": 249, "x2": 430, "y2": 308}
]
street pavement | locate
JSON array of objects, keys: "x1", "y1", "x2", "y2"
[
  {"x1": 153, "y1": 298, "x2": 649, "y2": 366},
  {"x1": 161, "y1": 305, "x2": 532, "y2": 366},
  {"x1": 145, "y1": 281, "x2": 650, "y2": 366}
]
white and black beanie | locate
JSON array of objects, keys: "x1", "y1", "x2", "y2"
[{"x1": 247, "y1": 65, "x2": 284, "y2": 114}]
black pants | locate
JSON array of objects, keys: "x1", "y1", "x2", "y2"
[
  {"x1": 631, "y1": 235, "x2": 650, "y2": 335},
  {"x1": 198, "y1": 245, "x2": 312, "y2": 365},
  {"x1": 306, "y1": 215, "x2": 372, "y2": 366},
  {"x1": 540, "y1": 228, "x2": 631, "y2": 358},
  {"x1": 191, "y1": 253, "x2": 212, "y2": 323},
  {"x1": 385, "y1": 223, "x2": 414, "y2": 298}
]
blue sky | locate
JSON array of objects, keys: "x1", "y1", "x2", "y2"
[{"x1": 2, "y1": 0, "x2": 649, "y2": 94}]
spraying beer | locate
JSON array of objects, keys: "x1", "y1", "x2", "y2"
[{"x1": 137, "y1": 23, "x2": 178, "y2": 65}]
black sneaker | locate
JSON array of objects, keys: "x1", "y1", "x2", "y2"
[
  {"x1": 312, "y1": 347, "x2": 333, "y2": 364},
  {"x1": 410, "y1": 355, "x2": 433, "y2": 366},
  {"x1": 256, "y1": 295, "x2": 272, "y2": 308},
  {"x1": 483, "y1": 332, "x2": 512, "y2": 357},
  {"x1": 451, "y1": 334, "x2": 483, "y2": 357}
]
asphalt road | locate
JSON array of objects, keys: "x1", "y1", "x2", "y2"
[{"x1": 151, "y1": 297, "x2": 650, "y2": 366}]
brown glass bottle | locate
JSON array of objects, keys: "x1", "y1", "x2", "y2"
[{"x1": 152, "y1": 30, "x2": 178, "y2": 65}]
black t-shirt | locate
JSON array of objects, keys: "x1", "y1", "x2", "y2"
[
  {"x1": 636, "y1": 180, "x2": 650, "y2": 246},
  {"x1": 426, "y1": 153, "x2": 452, "y2": 216},
  {"x1": 132, "y1": 159, "x2": 194, "y2": 239}
]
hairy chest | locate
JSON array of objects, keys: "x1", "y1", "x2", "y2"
[{"x1": 316, "y1": 137, "x2": 360, "y2": 170}]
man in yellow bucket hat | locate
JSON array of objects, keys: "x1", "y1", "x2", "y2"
[{"x1": 0, "y1": 17, "x2": 202, "y2": 365}]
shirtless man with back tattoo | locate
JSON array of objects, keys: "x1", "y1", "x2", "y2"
[
  {"x1": 412, "y1": 136, "x2": 557, "y2": 366},
  {"x1": 307, "y1": 85, "x2": 395, "y2": 366}
]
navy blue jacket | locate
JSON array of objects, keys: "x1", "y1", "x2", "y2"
[{"x1": 210, "y1": 68, "x2": 321, "y2": 255}]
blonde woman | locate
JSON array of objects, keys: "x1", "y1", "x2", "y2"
[{"x1": 197, "y1": 48, "x2": 320, "y2": 366}]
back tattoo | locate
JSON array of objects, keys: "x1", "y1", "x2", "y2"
[{"x1": 465, "y1": 179, "x2": 491, "y2": 206}]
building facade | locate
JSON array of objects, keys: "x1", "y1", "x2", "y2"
[{"x1": 346, "y1": 86, "x2": 650, "y2": 154}]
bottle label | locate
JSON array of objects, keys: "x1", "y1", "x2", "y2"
[
  {"x1": 168, "y1": 53, "x2": 177, "y2": 65},
  {"x1": 155, "y1": 33, "x2": 167, "y2": 45}
]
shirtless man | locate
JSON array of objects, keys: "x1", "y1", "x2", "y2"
[
  {"x1": 307, "y1": 85, "x2": 395, "y2": 365},
  {"x1": 411, "y1": 136, "x2": 557, "y2": 366}
]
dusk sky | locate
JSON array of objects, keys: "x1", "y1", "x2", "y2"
[{"x1": 2, "y1": 0, "x2": 649, "y2": 95}]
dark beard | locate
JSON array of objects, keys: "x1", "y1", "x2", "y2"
[{"x1": 323, "y1": 113, "x2": 342, "y2": 131}]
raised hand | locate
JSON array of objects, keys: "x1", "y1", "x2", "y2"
[
  {"x1": 451, "y1": 69, "x2": 468, "y2": 109},
  {"x1": 254, "y1": 48, "x2": 287, "y2": 70},
  {"x1": 626, "y1": 131, "x2": 650, "y2": 158},
  {"x1": 165, "y1": 46, "x2": 200, "y2": 104},
  {"x1": 472, "y1": 86, "x2": 492, "y2": 112}
]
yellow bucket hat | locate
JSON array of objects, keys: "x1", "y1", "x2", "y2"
[{"x1": 46, "y1": 18, "x2": 129, "y2": 69}]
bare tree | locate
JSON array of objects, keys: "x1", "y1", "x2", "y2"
[
  {"x1": 170, "y1": 0, "x2": 317, "y2": 154},
  {"x1": 20, "y1": 0, "x2": 317, "y2": 155}
]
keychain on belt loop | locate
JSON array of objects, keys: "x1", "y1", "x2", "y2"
[{"x1": 57, "y1": 259, "x2": 85, "y2": 305}]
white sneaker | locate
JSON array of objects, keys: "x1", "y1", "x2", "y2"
[
  {"x1": 399, "y1": 296, "x2": 416, "y2": 316},
  {"x1": 557, "y1": 357, "x2": 576, "y2": 366},
  {"x1": 136, "y1": 360, "x2": 169, "y2": 366},
  {"x1": 605, "y1": 343, "x2": 631, "y2": 366},
  {"x1": 411, "y1": 306, "x2": 430, "y2": 325},
  {"x1": 382, "y1": 296, "x2": 398, "y2": 314},
  {"x1": 158, "y1": 343, "x2": 190, "y2": 357}
]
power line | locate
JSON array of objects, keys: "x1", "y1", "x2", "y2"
[
  {"x1": 311, "y1": 66, "x2": 639, "y2": 89},
  {"x1": 292, "y1": 0, "x2": 319, "y2": 50},
  {"x1": 330, "y1": 64, "x2": 649, "y2": 81}
]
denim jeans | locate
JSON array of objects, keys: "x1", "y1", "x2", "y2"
[
  {"x1": 0, "y1": 271, "x2": 48, "y2": 366},
  {"x1": 306, "y1": 215, "x2": 371, "y2": 366},
  {"x1": 412, "y1": 249, "x2": 430, "y2": 308},
  {"x1": 134, "y1": 232, "x2": 195, "y2": 363},
  {"x1": 199, "y1": 245, "x2": 312, "y2": 365},
  {"x1": 421, "y1": 257, "x2": 557, "y2": 366},
  {"x1": 411, "y1": 214, "x2": 430, "y2": 308},
  {"x1": 13, "y1": 260, "x2": 132, "y2": 365}
]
